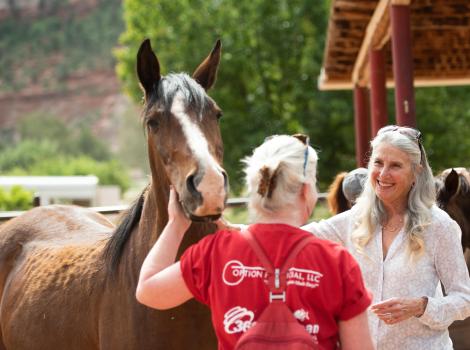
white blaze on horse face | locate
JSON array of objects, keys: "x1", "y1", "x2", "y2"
[{"x1": 171, "y1": 93, "x2": 226, "y2": 215}]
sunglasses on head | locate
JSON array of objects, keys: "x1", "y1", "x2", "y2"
[
  {"x1": 263, "y1": 134, "x2": 310, "y2": 176},
  {"x1": 378, "y1": 125, "x2": 424, "y2": 164},
  {"x1": 292, "y1": 134, "x2": 310, "y2": 177}
]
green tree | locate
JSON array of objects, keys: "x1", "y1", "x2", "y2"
[
  {"x1": 116, "y1": 0, "x2": 347, "y2": 191},
  {"x1": 18, "y1": 113, "x2": 111, "y2": 161},
  {"x1": 414, "y1": 86, "x2": 470, "y2": 172},
  {"x1": 0, "y1": 115, "x2": 130, "y2": 193},
  {"x1": 116, "y1": 0, "x2": 469, "y2": 192}
]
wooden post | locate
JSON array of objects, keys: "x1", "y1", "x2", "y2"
[
  {"x1": 390, "y1": 3, "x2": 416, "y2": 127},
  {"x1": 353, "y1": 85, "x2": 370, "y2": 167},
  {"x1": 369, "y1": 49, "x2": 388, "y2": 136}
]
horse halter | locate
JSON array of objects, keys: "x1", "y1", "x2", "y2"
[{"x1": 378, "y1": 125, "x2": 424, "y2": 165}]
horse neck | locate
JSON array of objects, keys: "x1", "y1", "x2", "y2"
[{"x1": 119, "y1": 141, "x2": 216, "y2": 282}]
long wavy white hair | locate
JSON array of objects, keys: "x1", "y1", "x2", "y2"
[{"x1": 351, "y1": 126, "x2": 435, "y2": 258}]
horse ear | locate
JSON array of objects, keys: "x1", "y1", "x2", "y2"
[
  {"x1": 445, "y1": 168, "x2": 460, "y2": 197},
  {"x1": 192, "y1": 39, "x2": 221, "y2": 91},
  {"x1": 137, "y1": 39, "x2": 161, "y2": 95}
]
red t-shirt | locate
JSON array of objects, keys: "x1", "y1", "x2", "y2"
[{"x1": 180, "y1": 223, "x2": 372, "y2": 350}]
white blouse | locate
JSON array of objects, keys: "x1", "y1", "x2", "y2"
[{"x1": 304, "y1": 205, "x2": 470, "y2": 350}]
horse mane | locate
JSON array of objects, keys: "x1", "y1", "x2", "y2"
[
  {"x1": 103, "y1": 188, "x2": 146, "y2": 272},
  {"x1": 326, "y1": 171, "x2": 350, "y2": 215},
  {"x1": 145, "y1": 73, "x2": 210, "y2": 119}
]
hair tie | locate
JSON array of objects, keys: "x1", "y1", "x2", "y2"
[
  {"x1": 257, "y1": 166, "x2": 280, "y2": 198},
  {"x1": 257, "y1": 166, "x2": 271, "y2": 197},
  {"x1": 267, "y1": 167, "x2": 280, "y2": 198}
]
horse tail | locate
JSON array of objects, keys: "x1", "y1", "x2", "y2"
[{"x1": 326, "y1": 172, "x2": 350, "y2": 215}]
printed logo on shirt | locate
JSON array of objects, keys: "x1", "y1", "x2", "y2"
[
  {"x1": 223, "y1": 306, "x2": 320, "y2": 336},
  {"x1": 222, "y1": 260, "x2": 266, "y2": 286},
  {"x1": 293, "y1": 308, "x2": 310, "y2": 322},
  {"x1": 223, "y1": 306, "x2": 255, "y2": 334},
  {"x1": 222, "y1": 260, "x2": 323, "y2": 288}
]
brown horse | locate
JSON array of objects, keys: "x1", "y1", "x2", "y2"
[
  {"x1": 436, "y1": 168, "x2": 470, "y2": 350},
  {"x1": 435, "y1": 168, "x2": 470, "y2": 253},
  {"x1": 326, "y1": 168, "x2": 367, "y2": 215},
  {"x1": 326, "y1": 171, "x2": 350, "y2": 215},
  {"x1": 0, "y1": 39, "x2": 227, "y2": 349}
]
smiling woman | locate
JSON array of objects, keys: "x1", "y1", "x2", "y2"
[{"x1": 304, "y1": 125, "x2": 470, "y2": 350}]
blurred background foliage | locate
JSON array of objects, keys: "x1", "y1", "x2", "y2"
[
  {"x1": 115, "y1": 0, "x2": 470, "y2": 192},
  {"x1": 0, "y1": 186, "x2": 33, "y2": 211},
  {"x1": 0, "y1": 0, "x2": 123, "y2": 91},
  {"x1": 1, "y1": 0, "x2": 469, "y2": 200},
  {"x1": 0, "y1": 114, "x2": 130, "y2": 193}
]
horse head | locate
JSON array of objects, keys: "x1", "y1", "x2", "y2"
[
  {"x1": 136, "y1": 39, "x2": 228, "y2": 222},
  {"x1": 436, "y1": 168, "x2": 470, "y2": 251}
]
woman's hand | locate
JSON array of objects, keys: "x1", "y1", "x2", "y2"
[
  {"x1": 168, "y1": 187, "x2": 191, "y2": 232},
  {"x1": 371, "y1": 297, "x2": 428, "y2": 325}
]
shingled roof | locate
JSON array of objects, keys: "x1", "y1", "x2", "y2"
[{"x1": 319, "y1": 0, "x2": 470, "y2": 90}]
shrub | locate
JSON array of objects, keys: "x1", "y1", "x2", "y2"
[
  {"x1": 0, "y1": 139, "x2": 59, "y2": 172},
  {"x1": 0, "y1": 186, "x2": 34, "y2": 211}
]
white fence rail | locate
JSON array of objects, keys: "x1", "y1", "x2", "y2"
[
  {"x1": 0, "y1": 175, "x2": 98, "y2": 206},
  {"x1": 0, "y1": 194, "x2": 326, "y2": 223}
]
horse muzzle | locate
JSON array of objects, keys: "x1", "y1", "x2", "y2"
[{"x1": 180, "y1": 166, "x2": 228, "y2": 220}]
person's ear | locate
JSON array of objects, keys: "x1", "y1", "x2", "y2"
[{"x1": 301, "y1": 183, "x2": 318, "y2": 205}]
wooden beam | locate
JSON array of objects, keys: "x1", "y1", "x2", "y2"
[
  {"x1": 353, "y1": 86, "x2": 370, "y2": 167},
  {"x1": 391, "y1": 3, "x2": 416, "y2": 127},
  {"x1": 369, "y1": 49, "x2": 388, "y2": 136},
  {"x1": 352, "y1": 0, "x2": 392, "y2": 87},
  {"x1": 319, "y1": 76, "x2": 470, "y2": 91}
]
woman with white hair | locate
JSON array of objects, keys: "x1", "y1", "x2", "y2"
[
  {"x1": 136, "y1": 134, "x2": 374, "y2": 349},
  {"x1": 304, "y1": 125, "x2": 470, "y2": 349}
]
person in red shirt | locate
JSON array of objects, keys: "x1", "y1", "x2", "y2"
[{"x1": 136, "y1": 134, "x2": 374, "y2": 350}]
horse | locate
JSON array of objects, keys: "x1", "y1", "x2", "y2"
[
  {"x1": 326, "y1": 168, "x2": 367, "y2": 216},
  {"x1": 326, "y1": 171, "x2": 350, "y2": 215},
  {"x1": 0, "y1": 39, "x2": 227, "y2": 349},
  {"x1": 436, "y1": 168, "x2": 470, "y2": 350},
  {"x1": 435, "y1": 168, "x2": 470, "y2": 255}
]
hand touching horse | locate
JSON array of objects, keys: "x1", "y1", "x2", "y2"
[{"x1": 0, "y1": 39, "x2": 226, "y2": 349}]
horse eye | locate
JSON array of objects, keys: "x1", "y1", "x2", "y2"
[
  {"x1": 216, "y1": 111, "x2": 223, "y2": 120},
  {"x1": 147, "y1": 118, "x2": 159, "y2": 130}
]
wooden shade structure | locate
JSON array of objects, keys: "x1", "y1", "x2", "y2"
[{"x1": 319, "y1": 0, "x2": 470, "y2": 166}]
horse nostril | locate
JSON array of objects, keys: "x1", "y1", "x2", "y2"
[
  {"x1": 222, "y1": 170, "x2": 229, "y2": 189},
  {"x1": 186, "y1": 174, "x2": 198, "y2": 196}
]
